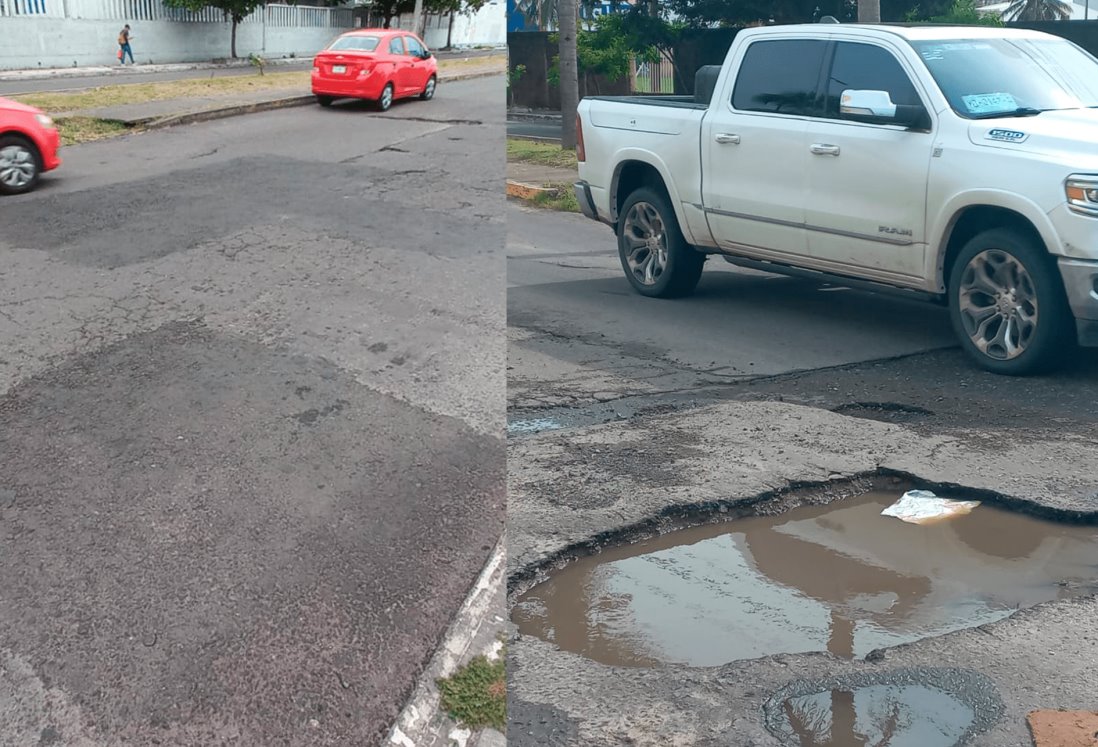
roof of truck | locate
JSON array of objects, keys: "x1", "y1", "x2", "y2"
[{"x1": 747, "y1": 23, "x2": 1055, "y2": 42}]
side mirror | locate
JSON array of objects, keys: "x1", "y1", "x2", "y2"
[{"x1": 840, "y1": 89, "x2": 928, "y2": 129}]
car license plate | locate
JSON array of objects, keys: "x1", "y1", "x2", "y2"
[{"x1": 332, "y1": 65, "x2": 346, "y2": 74}]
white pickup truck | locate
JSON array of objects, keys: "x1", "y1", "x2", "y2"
[{"x1": 573, "y1": 23, "x2": 1098, "y2": 375}]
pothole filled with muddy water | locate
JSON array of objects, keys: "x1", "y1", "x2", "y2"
[{"x1": 513, "y1": 487, "x2": 1098, "y2": 668}]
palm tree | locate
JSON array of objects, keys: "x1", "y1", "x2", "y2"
[
  {"x1": 858, "y1": 0, "x2": 881, "y2": 23},
  {"x1": 1005, "y1": 0, "x2": 1071, "y2": 19},
  {"x1": 559, "y1": 0, "x2": 579, "y2": 149}
]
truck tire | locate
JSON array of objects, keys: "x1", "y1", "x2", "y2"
[
  {"x1": 947, "y1": 228, "x2": 1073, "y2": 375},
  {"x1": 617, "y1": 187, "x2": 704, "y2": 298}
]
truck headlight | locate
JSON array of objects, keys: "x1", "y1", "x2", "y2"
[
  {"x1": 1066, "y1": 176, "x2": 1098, "y2": 216},
  {"x1": 34, "y1": 113, "x2": 55, "y2": 129}
]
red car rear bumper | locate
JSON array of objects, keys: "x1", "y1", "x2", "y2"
[{"x1": 311, "y1": 69, "x2": 387, "y2": 100}]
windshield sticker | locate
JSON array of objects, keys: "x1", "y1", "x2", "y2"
[
  {"x1": 920, "y1": 42, "x2": 992, "y2": 61},
  {"x1": 986, "y1": 128, "x2": 1029, "y2": 144},
  {"x1": 962, "y1": 92, "x2": 1018, "y2": 114}
]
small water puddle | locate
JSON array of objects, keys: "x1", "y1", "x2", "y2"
[
  {"x1": 764, "y1": 668, "x2": 1003, "y2": 747},
  {"x1": 513, "y1": 490, "x2": 1098, "y2": 667}
]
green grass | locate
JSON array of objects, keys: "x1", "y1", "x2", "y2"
[
  {"x1": 531, "y1": 184, "x2": 580, "y2": 213},
  {"x1": 55, "y1": 117, "x2": 131, "y2": 146},
  {"x1": 14, "y1": 55, "x2": 504, "y2": 115},
  {"x1": 506, "y1": 138, "x2": 577, "y2": 170},
  {"x1": 436, "y1": 652, "x2": 506, "y2": 731},
  {"x1": 15, "y1": 72, "x2": 310, "y2": 114}
]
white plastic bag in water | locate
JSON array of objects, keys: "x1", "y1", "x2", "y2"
[{"x1": 881, "y1": 489, "x2": 981, "y2": 525}]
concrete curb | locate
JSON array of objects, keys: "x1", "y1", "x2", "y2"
[
  {"x1": 386, "y1": 538, "x2": 506, "y2": 747},
  {"x1": 69, "y1": 68, "x2": 503, "y2": 132},
  {"x1": 505, "y1": 179, "x2": 561, "y2": 200}
]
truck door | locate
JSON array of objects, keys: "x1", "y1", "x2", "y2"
[
  {"x1": 700, "y1": 37, "x2": 826, "y2": 260},
  {"x1": 802, "y1": 40, "x2": 934, "y2": 282}
]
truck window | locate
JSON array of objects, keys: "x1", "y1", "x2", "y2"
[
  {"x1": 731, "y1": 39, "x2": 827, "y2": 116},
  {"x1": 824, "y1": 42, "x2": 923, "y2": 119}
]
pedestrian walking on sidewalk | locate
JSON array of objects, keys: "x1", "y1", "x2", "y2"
[{"x1": 118, "y1": 24, "x2": 135, "y2": 65}]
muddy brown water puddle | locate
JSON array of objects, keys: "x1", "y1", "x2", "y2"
[{"x1": 513, "y1": 491, "x2": 1098, "y2": 667}]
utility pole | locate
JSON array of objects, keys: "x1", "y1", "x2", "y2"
[{"x1": 559, "y1": 0, "x2": 579, "y2": 149}]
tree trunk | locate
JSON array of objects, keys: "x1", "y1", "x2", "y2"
[
  {"x1": 857, "y1": 0, "x2": 881, "y2": 22},
  {"x1": 447, "y1": 11, "x2": 454, "y2": 48},
  {"x1": 412, "y1": 0, "x2": 426, "y2": 38},
  {"x1": 231, "y1": 18, "x2": 238, "y2": 59},
  {"x1": 558, "y1": 0, "x2": 579, "y2": 150}
]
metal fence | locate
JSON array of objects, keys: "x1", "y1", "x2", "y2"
[
  {"x1": 1, "y1": 1, "x2": 354, "y2": 25},
  {"x1": 632, "y1": 54, "x2": 676, "y2": 94}
]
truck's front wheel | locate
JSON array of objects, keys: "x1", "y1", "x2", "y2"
[
  {"x1": 617, "y1": 187, "x2": 704, "y2": 298},
  {"x1": 948, "y1": 228, "x2": 1073, "y2": 375}
]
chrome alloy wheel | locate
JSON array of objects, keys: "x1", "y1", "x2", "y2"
[
  {"x1": 957, "y1": 248, "x2": 1039, "y2": 361},
  {"x1": 622, "y1": 201, "x2": 668, "y2": 286}
]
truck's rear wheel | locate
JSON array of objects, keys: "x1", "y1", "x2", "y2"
[
  {"x1": 617, "y1": 187, "x2": 704, "y2": 298},
  {"x1": 948, "y1": 228, "x2": 1073, "y2": 375}
]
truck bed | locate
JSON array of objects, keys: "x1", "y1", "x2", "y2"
[{"x1": 584, "y1": 95, "x2": 708, "y2": 110}]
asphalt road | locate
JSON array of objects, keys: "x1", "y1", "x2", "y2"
[
  {"x1": 506, "y1": 118, "x2": 562, "y2": 141},
  {"x1": 507, "y1": 203, "x2": 1098, "y2": 438},
  {"x1": 0, "y1": 75, "x2": 505, "y2": 746},
  {"x1": 506, "y1": 201, "x2": 1098, "y2": 747}
]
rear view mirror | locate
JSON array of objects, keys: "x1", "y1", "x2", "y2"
[{"x1": 841, "y1": 89, "x2": 929, "y2": 129}]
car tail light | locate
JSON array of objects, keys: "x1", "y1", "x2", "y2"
[{"x1": 576, "y1": 114, "x2": 586, "y2": 163}]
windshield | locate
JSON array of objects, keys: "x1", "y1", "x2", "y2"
[
  {"x1": 328, "y1": 35, "x2": 381, "y2": 52},
  {"x1": 911, "y1": 38, "x2": 1098, "y2": 119}
]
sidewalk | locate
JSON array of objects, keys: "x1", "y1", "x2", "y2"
[
  {"x1": 0, "y1": 47, "x2": 505, "y2": 83},
  {"x1": 25, "y1": 56, "x2": 504, "y2": 133}
]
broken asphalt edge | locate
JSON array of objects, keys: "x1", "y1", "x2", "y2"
[
  {"x1": 105, "y1": 69, "x2": 503, "y2": 132},
  {"x1": 386, "y1": 536, "x2": 506, "y2": 747}
]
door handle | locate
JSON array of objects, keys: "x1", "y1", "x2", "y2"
[
  {"x1": 714, "y1": 133, "x2": 741, "y2": 145},
  {"x1": 810, "y1": 143, "x2": 841, "y2": 156}
]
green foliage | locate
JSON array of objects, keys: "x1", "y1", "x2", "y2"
[
  {"x1": 162, "y1": 0, "x2": 263, "y2": 24},
  {"x1": 907, "y1": 0, "x2": 1004, "y2": 24},
  {"x1": 436, "y1": 654, "x2": 506, "y2": 730},
  {"x1": 548, "y1": 13, "x2": 676, "y2": 88}
]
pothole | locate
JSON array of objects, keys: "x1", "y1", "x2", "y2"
[
  {"x1": 512, "y1": 485, "x2": 1098, "y2": 668},
  {"x1": 763, "y1": 668, "x2": 1004, "y2": 747},
  {"x1": 832, "y1": 402, "x2": 934, "y2": 423}
]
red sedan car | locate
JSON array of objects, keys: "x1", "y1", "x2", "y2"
[
  {"x1": 311, "y1": 29, "x2": 438, "y2": 112},
  {"x1": 0, "y1": 97, "x2": 61, "y2": 196}
]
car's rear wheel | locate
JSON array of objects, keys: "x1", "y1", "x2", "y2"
[
  {"x1": 0, "y1": 135, "x2": 41, "y2": 196},
  {"x1": 948, "y1": 227, "x2": 1073, "y2": 375},
  {"x1": 316, "y1": 95, "x2": 334, "y2": 107},
  {"x1": 376, "y1": 83, "x2": 394, "y2": 112},
  {"x1": 420, "y1": 75, "x2": 436, "y2": 101},
  {"x1": 617, "y1": 186, "x2": 705, "y2": 298}
]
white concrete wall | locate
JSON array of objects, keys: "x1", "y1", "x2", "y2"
[
  {"x1": 0, "y1": 3, "x2": 352, "y2": 70},
  {"x1": 389, "y1": 0, "x2": 505, "y2": 49}
]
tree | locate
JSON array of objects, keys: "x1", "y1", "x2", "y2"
[
  {"x1": 858, "y1": 0, "x2": 881, "y2": 23},
  {"x1": 559, "y1": 0, "x2": 579, "y2": 149},
  {"x1": 163, "y1": 0, "x2": 265, "y2": 59},
  {"x1": 1004, "y1": 0, "x2": 1071, "y2": 19},
  {"x1": 426, "y1": 0, "x2": 488, "y2": 48}
]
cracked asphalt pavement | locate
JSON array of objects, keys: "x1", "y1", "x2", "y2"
[
  {"x1": 0, "y1": 76, "x2": 504, "y2": 746},
  {"x1": 506, "y1": 202, "x2": 1098, "y2": 746}
]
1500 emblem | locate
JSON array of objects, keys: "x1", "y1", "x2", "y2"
[
  {"x1": 879, "y1": 226, "x2": 914, "y2": 237},
  {"x1": 987, "y1": 128, "x2": 1028, "y2": 143}
]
